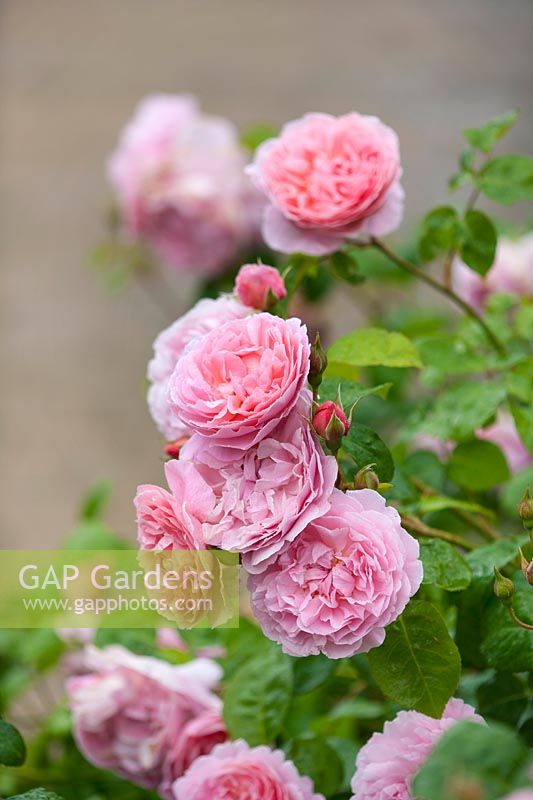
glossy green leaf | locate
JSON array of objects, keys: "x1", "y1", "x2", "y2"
[
  {"x1": 465, "y1": 536, "x2": 528, "y2": 578},
  {"x1": 420, "y1": 539, "x2": 472, "y2": 591},
  {"x1": 284, "y1": 736, "x2": 343, "y2": 796},
  {"x1": 448, "y1": 439, "x2": 510, "y2": 491},
  {"x1": 9, "y1": 792, "x2": 64, "y2": 800},
  {"x1": 463, "y1": 109, "x2": 519, "y2": 152},
  {"x1": 327, "y1": 327, "x2": 422, "y2": 376},
  {"x1": 367, "y1": 601, "x2": 461, "y2": 717},
  {"x1": 477, "y1": 154, "x2": 533, "y2": 204},
  {"x1": 459, "y1": 209, "x2": 497, "y2": 275},
  {"x1": 482, "y1": 573, "x2": 533, "y2": 672},
  {"x1": 0, "y1": 719, "x2": 26, "y2": 767},
  {"x1": 341, "y1": 422, "x2": 394, "y2": 482},
  {"x1": 291, "y1": 654, "x2": 336, "y2": 695},
  {"x1": 417, "y1": 380, "x2": 506, "y2": 442},
  {"x1": 418, "y1": 206, "x2": 461, "y2": 262},
  {"x1": 319, "y1": 377, "x2": 392, "y2": 409}
]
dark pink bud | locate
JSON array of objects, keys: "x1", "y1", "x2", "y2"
[
  {"x1": 164, "y1": 437, "x2": 189, "y2": 459},
  {"x1": 235, "y1": 263, "x2": 286, "y2": 310},
  {"x1": 312, "y1": 401, "x2": 350, "y2": 442}
]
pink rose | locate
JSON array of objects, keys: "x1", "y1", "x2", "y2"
[
  {"x1": 502, "y1": 793, "x2": 533, "y2": 800},
  {"x1": 67, "y1": 645, "x2": 225, "y2": 793},
  {"x1": 453, "y1": 233, "x2": 533, "y2": 312},
  {"x1": 248, "y1": 112, "x2": 404, "y2": 256},
  {"x1": 171, "y1": 739, "x2": 324, "y2": 800},
  {"x1": 168, "y1": 312, "x2": 311, "y2": 448},
  {"x1": 178, "y1": 393, "x2": 337, "y2": 572},
  {"x1": 312, "y1": 400, "x2": 350, "y2": 440},
  {"x1": 351, "y1": 698, "x2": 484, "y2": 800},
  {"x1": 147, "y1": 296, "x2": 251, "y2": 440},
  {"x1": 108, "y1": 94, "x2": 262, "y2": 275},
  {"x1": 235, "y1": 263, "x2": 287, "y2": 309},
  {"x1": 135, "y1": 460, "x2": 210, "y2": 549},
  {"x1": 476, "y1": 410, "x2": 532, "y2": 475},
  {"x1": 248, "y1": 488, "x2": 423, "y2": 658}
]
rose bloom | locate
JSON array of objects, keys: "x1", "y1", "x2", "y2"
[
  {"x1": 235, "y1": 263, "x2": 287, "y2": 309},
  {"x1": 135, "y1": 459, "x2": 209, "y2": 550},
  {"x1": 249, "y1": 488, "x2": 422, "y2": 658},
  {"x1": 67, "y1": 645, "x2": 226, "y2": 794},
  {"x1": 453, "y1": 233, "x2": 533, "y2": 312},
  {"x1": 502, "y1": 793, "x2": 533, "y2": 800},
  {"x1": 178, "y1": 393, "x2": 337, "y2": 572},
  {"x1": 477, "y1": 410, "x2": 532, "y2": 475},
  {"x1": 108, "y1": 94, "x2": 262, "y2": 275},
  {"x1": 351, "y1": 698, "x2": 484, "y2": 800},
  {"x1": 248, "y1": 112, "x2": 404, "y2": 256},
  {"x1": 147, "y1": 296, "x2": 251, "y2": 440},
  {"x1": 168, "y1": 312, "x2": 310, "y2": 448},
  {"x1": 171, "y1": 739, "x2": 324, "y2": 800}
]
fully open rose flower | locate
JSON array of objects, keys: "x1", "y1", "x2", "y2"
[
  {"x1": 168, "y1": 312, "x2": 310, "y2": 448},
  {"x1": 476, "y1": 410, "x2": 532, "y2": 474},
  {"x1": 135, "y1": 459, "x2": 209, "y2": 549},
  {"x1": 249, "y1": 488, "x2": 423, "y2": 658},
  {"x1": 235, "y1": 263, "x2": 287, "y2": 309},
  {"x1": 248, "y1": 112, "x2": 403, "y2": 256},
  {"x1": 178, "y1": 393, "x2": 337, "y2": 572},
  {"x1": 350, "y1": 698, "x2": 484, "y2": 800},
  {"x1": 67, "y1": 646, "x2": 226, "y2": 794},
  {"x1": 171, "y1": 739, "x2": 324, "y2": 800},
  {"x1": 453, "y1": 233, "x2": 533, "y2": 312},
  {"x1": 147, "y1": 296, "x2": 251, "y2": 440},
  {"x1": 108, "y1": 94, "x2": 261, "y2": 275}
]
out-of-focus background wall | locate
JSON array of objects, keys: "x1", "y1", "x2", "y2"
[{"x1": 1, "y1": 0, "x2": 532, "y2": 546}]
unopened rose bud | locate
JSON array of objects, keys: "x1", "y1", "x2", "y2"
[
  {"x1": 164, "y1": 437, "x2": 189, "y2": 459},
  {"x1": 308, "y1": 332, "x2": 328, "y2": 391},
  {"x1": 235, "y1": 263, "x2": 286, "y2": 310},
  {"x1": 519, "y1": 547, "x2": 533, "y2": 586},
  {"x1": 312, "y1": 401, "x2": 350, "y2": 452},
  {"x1": 518, "y1": 486, "x2": 533, "y2": 531},
  {"x1": 354, "y1": 465, "x2": 380, "y2": 490},
  {"x1": 493, "y1": 567, "x2": 515, "y2": 606}
]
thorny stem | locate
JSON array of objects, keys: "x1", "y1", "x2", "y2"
[
  {"x1": 401, "y1": 514, "x2": 474, "y2": 551},
  {"x1": 364, "y1": 237, "x2": 506, "y2": 356},
  {"x1": 509, "y1": 605, "x2": 533, "y2": 631}
]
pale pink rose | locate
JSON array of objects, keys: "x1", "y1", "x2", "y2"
[
  {"x1": 410, "y1": 433, "x2": 454, "y2": 461},
  {"x1": 178, "y1": 393, "x2": 337, "y2": 572},
  {"x1": 502, "y1": 793, "x2": 533, "y2": 800},
  {"x1": 476, "y1": 410, "x2": 532, "y2": 474},
  {"x1": 135, "y1": 460, "x2": 210, "y2": 549},
  {"x1": 57, "y1": 628, "x2": 94, "y2": 645},
  {"x1": 168, "y1": 312, "x2": 310, "y2": 448},
  {"x1": 351, "y1": 698, "x2": 484, "y2": 800},
  {"x1": 156, "y1": 628, "x2": 187, "y2": 651},
  {"x1": 67, "y1": 645, "x2": 224, "y2": 792},
  {"x1": 108, "y1": 94, "x2": 262, "y2": 275},
  {"x1": 453, "y1": 233, "x2": 533, "y2": 312},
  {"x1": 147, "y1": 296, "x2": 251, "y2": 440},
  {"x1": 248, "y1": 112, "x2": 403, "y2": 256},
  {"x1": 249, "y1": 488, "x2": 422, "y2": 658},
  {"x1": 171, "y1": 739, "x2": 324, "y2": 800},
  {"x1": 235, "y1": 263, "x2": 287, "y2": 309}
]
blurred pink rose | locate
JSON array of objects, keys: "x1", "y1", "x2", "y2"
[
  {"x1": 351, "y1": 698, "x2": 484, "y2": 800},
  {"x1": 502, "y1": 793, "x2": 533, "y2": 800},
  {"x1": 147, "y1": 296, "x2": 251, "y2": 440},
  {"x1": 248, "y1": 112, "x2": 403, "y2": 256},
  {"x1": 67, "y1": 645, "x2": 225, "y2": 793},
  {"x1": 178, "y1": 393, "x2": 337, "y2": 572},
  {"x1": 476, "y1": 410, "x2": 532, "y2": 474},
  {"x1": 156, "y1": 628, "x2": 187, "y2": 651},
  {"x1": 168, "y1": 312, "x2": 310, "y2": 448},
  {"x1": 171, "y1": 739, "x2": 324, "y2": 800},
  {"x1": 108, "y1": 94, "x2": 262, "y2": 275},
  {"x1": 249, "y1": 488, "x2": 422, "y2": 658},
  {"x1": 235, "y1": 263, "x2": 287, "y2": 309},
  {"x1": 453, "y1": 233, "x2": 533, "y2": 312},
  {"x1": 135, "y1": 460, "x2": 209, "y2": 550}
]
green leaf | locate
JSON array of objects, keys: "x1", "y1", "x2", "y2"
[
  {"x1": 482, "y1": 572, "x2": 533, "y2": 672},
  {"x1": 9, "y1": 791, "x2": 64, "y2": 800},
  {"x1": 418, "y1": 494, "x2": 493, "y2": 518},
  {"x1": 465, "y1": 536, "x2": 528, "y2": 578},
  {"x1": 510, "y1": 401, "x2": 533, "y2": 453},
  {"x1": 459, "y1": 209, "x2": 497, "y2": 275},
  {"x1": 329, "y1": 697, "x2": 390, "y2": 720},
  {"x1": 319, "y1": 377, "x2": 392, "y2": 410},
  {"x1": 341, "y1": 422, "x2": 394, "y2": 483},
  {"x1": 328, "y1": 251, "x2": 365, "y2": 284},
  {"x1": 477, "y1": 671, "x2": 530, "y2": 727},
  {"x1": 327, "y1": 327, "x2": 422, "y2": 377},
  {"x1": 79, "y1": 479, "x2": 112, "y2": 520},
  {"x1": 501, "y1": 466, "x2": 533, "y2": 517},
  {"x1": 420, "y1": 539, "x2": 472, "y2": 592},
  {"x1": 367, "y1": 601, "x2": 461, "y2": 717},
  {"x1": 240, "y1": 123, "x2": 278, "y2": 151},
  {"x1": 477, "y1": 154, "x2": 533, "y2": 204},
  {"x1": 417, "y1": 380, "x2": 507, "y2": 442},
  {"x1": 417, "y1": 335, "x2": 488, "y2": 378},
  {"x1": 0, "y1": 719, "x2": 26, "y2": 767},
  {"x1": 284, "y1": 736, "x2": 343, "y2": 796},
  {"x1": 291, "y1": 655, "x2": 336, "y2": 695},
  {"x1": 223, "y1": 648, "x2": 293, "y2": 745},
  {"x1": 412, "y1": 720, "x2": 529, "y2": 800},
  {"x1": 464, "y1": 109, "x2": 519, "y2": 152},
  {"x1": 448, "y1": 439, "x2": 510, "y2": 491},
  {"x1": 63, "y1": 519, "x2": 131, "y2": 550},
  {"x1": 418, "y1": 206, "x2": 461, "y2": 262}
]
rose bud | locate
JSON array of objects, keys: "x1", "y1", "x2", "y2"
[
  {"x1": 493, "y1": 567, "x2": 515, "y2": 605},
  {"x1": 518, "y1": 486, "x2": 533, "y2": 531},
  {"x1": 164, "y1": 437, "x2": 189, "y2": 459},
  {"x1": 519, "y1": 547, "x2": 533, "y2": 586},
  {"x1": 235, "y1": 263, "x2": 286, "y2": 310},
  {"x1": 308, "y1": 332, "x2": 328, "y2": 391},
  {"x1": 312, "y1": 401, "x2": 350, "y2": 450},
  {"x1": 354, "y1": 465, "x2": 380, "y2": 491}
]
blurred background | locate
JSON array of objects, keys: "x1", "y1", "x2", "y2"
[{"x1": 1, "y1": 0, "x2": 532, "y2": 547}]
